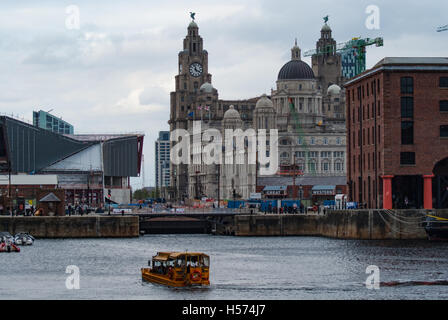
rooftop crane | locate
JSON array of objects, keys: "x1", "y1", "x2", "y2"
[
  {"x1": 437, "y1": 25, "x2": 448, "y2": 32},
  {"x1": 304, "y1": 36, "x2": 384, "y2": 78}
]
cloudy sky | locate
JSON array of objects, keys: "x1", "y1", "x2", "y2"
[{"x1": 0, "y1": 0, "x2": 447, "y2": 188}]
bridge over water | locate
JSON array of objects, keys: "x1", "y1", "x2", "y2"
[{"x1": 131, "y1": 209, "x2": 250, "y2": 235}]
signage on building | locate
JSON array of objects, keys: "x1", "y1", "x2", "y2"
[
  {"x1": 113, "y1": 208, "x2": 132, "y2": 214},
  {"x1": 312, "y1": 189, "x2": 335, "y2": 195},
  {"x1": 250, "y1": 193, "x2": 262, "y2": 200}
]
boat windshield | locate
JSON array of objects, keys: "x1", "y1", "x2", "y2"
[
  {"x1": 167, "y1": 258, "x2": 175, "y2": 268},
  {"x1": 202, "y1": 255, "x2": 210, "y2": 268},
  {"x1": 175, "y1": 255, "x2": 185, "y2": 268}
]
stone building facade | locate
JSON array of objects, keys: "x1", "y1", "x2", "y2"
[{"x1": 169, "y1": 18, "x2": 347, "y2": 201}]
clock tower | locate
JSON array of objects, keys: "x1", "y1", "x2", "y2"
[{"x1": 169, "y1": 17, "x2": 212, "y2": 200}]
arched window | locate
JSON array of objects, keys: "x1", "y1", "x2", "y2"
[
  {"x1": 334, "y1": 161, "x2": 343, "y2": 171},
  {"x1": 308, "y1": 160, "x2": 316, "y2": 172}
]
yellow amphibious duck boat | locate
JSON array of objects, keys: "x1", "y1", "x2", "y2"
[{"x1": 141, "y1": 252, "x2": 210, "y2": 287}]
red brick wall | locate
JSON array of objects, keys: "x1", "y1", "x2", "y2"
[
  {"x1": 383, "y1": 72, "x2": 448, "y2": 175},
  {"x1": 346, "y1": 67, "x2": 448, "y2": 207}
]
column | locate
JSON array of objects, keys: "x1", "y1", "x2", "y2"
[
  {"x1": 382, "y1": 175, "x2": 394, "y2": 209},
  {"x1": 423, "y1": 175, "x2": 434, "y2": 209}
]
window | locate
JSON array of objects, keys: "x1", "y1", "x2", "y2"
[
  {"x1": 336, "y1": 137, "x2": 341, "y2": 145},
  {"x1": 334, "y1": 162, "x2": 343, "y2": 171},
  {"x1": 323, "y1": 137, "x2": 328, "y2": 145},
  {"x1": 441, "y1": 125, "x2": 448, "y2": 138},
  {"x1": 401, "y1": 77, "x2": 413, "y2": 94},
  {"x1": 401, "y1": 121, "x2": 414, "y2": 144},
  {"x1": 295, "y1": 151, "x2": 306, "y2": 158},
  {"x1": 440, "y1": 101, "x2": 448, "y2": 112},
  {"x1": 310, "y1": 137, "x2": 315, "y2": 145},
  {"x1": 440, "y1": 77, "x2": 448, "y2": 88},
  {"x1": 308, "y1": 161, "x2": 316, "y2": 171},
  {"x1": 400, "y1": 152, "x2": 415, "y2": 165},
  {"x1": 378, "y1": 125, "x2": 381, "y2": 144},
  {"x1": 322, "y1": 162, "x2": 329, "y2": 171},
  {"x1": 401, "y1": 97, "x2": 413, "y2": 118}
]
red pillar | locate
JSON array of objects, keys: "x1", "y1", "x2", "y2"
[
  {"x1": 382, "y1": 175, "x2": 394, "y2": 209},
  {"x1": 423, "y1": 175, "x2": 434, "y2": 209}
]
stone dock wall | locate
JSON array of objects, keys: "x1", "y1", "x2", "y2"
[
  {"x1": 234, "y1": 209, "x2": 448, "y2": 239},
  {"x1": 0, "y1": 216, "x2": 139, "y2": 238}
]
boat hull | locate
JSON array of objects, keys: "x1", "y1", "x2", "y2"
[
  {"x1": 0, "y1": 243, "x2": 20, "y2": 252},
  {"x1": 141, "y1": 268, "x2": 210, "y2": 287},
  {"x1": 425, "y1": 226, "x2": 448, "y2": 241}
]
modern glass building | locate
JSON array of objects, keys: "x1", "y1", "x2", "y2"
[
  {"x1": 155, "y1": 131, "x2": 170, "y2": 188},
  {"x1": 33, "y1": 110, "x2": 74, "y2": 134}
]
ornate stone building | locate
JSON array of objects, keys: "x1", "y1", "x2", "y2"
[{"x1": 169, "y1": 18, "x2": 346, "y2": 201}]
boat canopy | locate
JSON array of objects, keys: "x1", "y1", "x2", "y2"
[
  {"x1": 152, "y1": 252, "x2": 171, "y2": 261},
  {"x1": 153, "y1": 252, "x2": 209, "y2": 260}
]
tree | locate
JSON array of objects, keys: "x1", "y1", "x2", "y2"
[
  {"x1": 133, "y1": 188, "x2": 150, "y2": 200},
  {"x1": 150, "y1": 188, "x2": 160, "y2": 199}
]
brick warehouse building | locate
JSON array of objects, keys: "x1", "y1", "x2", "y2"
[{"x1": 345, "y1": 57, "x2": 448, "y2": 209}]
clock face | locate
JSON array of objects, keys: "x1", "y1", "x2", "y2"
[{"x1": 189, "y1": 62, "x2": 203, "y2": 77}]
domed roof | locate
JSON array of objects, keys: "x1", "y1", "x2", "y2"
[
  {"x1": 278, "y1": 60, "x2": 315, "y2": 80},
  {"x1": 200, "y1": 82, "x2": 214, "y2": 93},
  {"x1": 327, "y1": 84, "x2": 341, "y2": 95},
  {"x1": 188, "y1": 21, "x2": 198, "y2": 28},
  {"x1": 321, "y1": 23, "x2": 331, "y2": 32},
  {"x1": 223, "y1": 105, "x2": 240, "y2": 120},
  {"x1": 255, "y1": 94, "x2": 274, "y2": 110}
]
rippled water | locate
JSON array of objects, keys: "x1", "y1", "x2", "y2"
[{"x1": 0, "y1": 235, "x2": 447, "y2": 300}]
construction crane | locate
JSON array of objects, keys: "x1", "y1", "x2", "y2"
[
  {"x1": 304, "y1": 36, "x2": 384, "y2": 78},
  {"x1": 437, "y1": 25, "x2": 448, "y2": 32}
]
